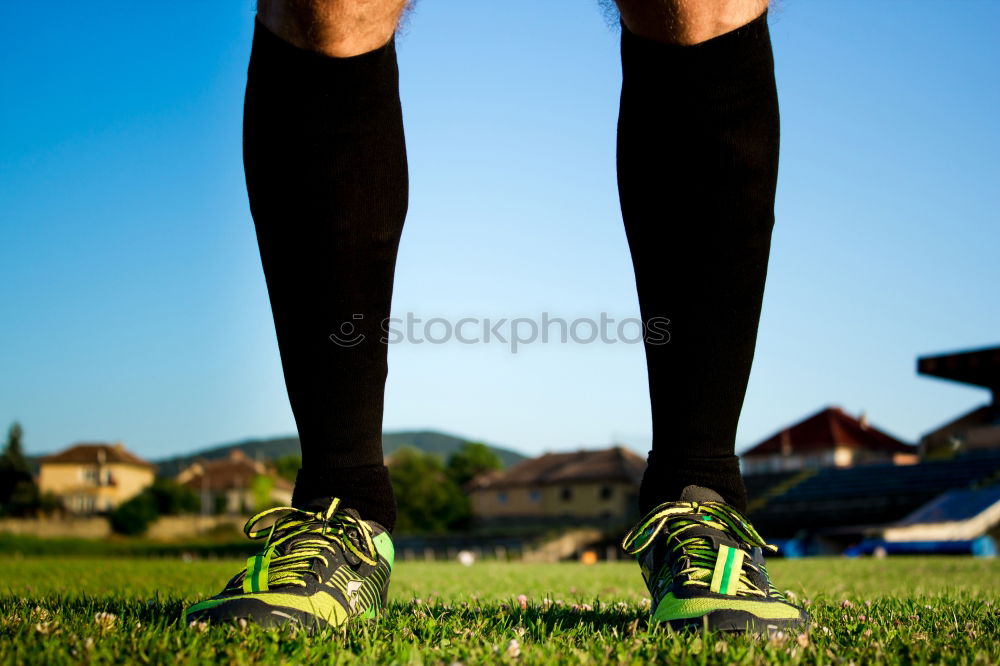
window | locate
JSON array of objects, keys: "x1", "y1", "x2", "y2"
[
  {"x1": 81, "y1": 467, "x2": 99, "y2": 484},
  {"x1": 528, "y1": 490, "x2": 541, "y2": 502},
  {"x1": 600, "y1": 486, "x2": 614, "y2": 500},
  {"x1": 561, "y1": 487, "x2": 573, "y2": 502},
  {"x1": 497, "y1": 491, "x2": 508, "y2": 504}
]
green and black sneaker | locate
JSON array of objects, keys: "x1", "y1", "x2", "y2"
[
  {"x1": 184, "y1": 497, "x2": 393, "y2": 631},
  {"x1": 622, "y1": 485, "x2": 808, "y2": 634}
]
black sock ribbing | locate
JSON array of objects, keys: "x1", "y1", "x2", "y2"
[
  {"x1": 617, "y1": 13, "x2": 780, "y2": 514},
  {"x1": 243, "y1": 21, "x2": 406, "y2": 531}
]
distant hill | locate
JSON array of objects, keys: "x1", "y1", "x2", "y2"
[{"x1": 152, "y1": 430, "x2": 526, "y2": 478}]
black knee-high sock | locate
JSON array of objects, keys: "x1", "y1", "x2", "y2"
[
  {"x1": 617, "y1": 13, "x2": 779, "y2": 513},
  {"x1": 243, "y1": 21, "x2": 407, "y2": 530}
]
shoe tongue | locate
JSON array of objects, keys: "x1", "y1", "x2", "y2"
[
  {"x1": 292, "y1": 498, "x2": 382, "y2": 535},
  {"x1": 295, "y1": 497, "x2": 338, "y2": 513},
  {"x1": 679, "y1": 485, "x2": 726, "y2": 504}
]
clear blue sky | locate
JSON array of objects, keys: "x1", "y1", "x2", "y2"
[{"x1": 2, "y1": 1, "x2": 998, "y2": 461}]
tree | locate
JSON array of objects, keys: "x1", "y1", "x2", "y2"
[
  {"x1": 146, "y1": 478, "x2": 199, "y2": 515},
  {"x1": 389, "y1": 447, "x2": 469, "y2": 533},
  {"x1": 273, "y1": 454, "x2": 302, "y2": 483},
  {"x1": 109, "y1": 477, "x2": 199, "y2": 535},
  {"x1": 109, "y1": 492, "x2": 158, "y2": 536},
  {"x1": 446, "y1": 441, "x2": 502, "y2": 488},
  {"x1": 0, "y1": 422, "x2": 43, "y2": 516},
  {"x1": 251, "y1": 474, "x2": 275, "y2": 511}
]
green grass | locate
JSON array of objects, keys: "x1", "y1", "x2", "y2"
[{"x1": 1, "y1": 557, "x2": 998, "y2": 664}]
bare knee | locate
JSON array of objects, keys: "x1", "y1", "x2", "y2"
[
  {"x1": 258, "y1": 0, "x2": 411, "y2": 57},
  {"x1": 615, "y1": 0, "x2": 767, "y2": 45}
]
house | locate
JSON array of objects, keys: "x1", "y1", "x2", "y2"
[
  {"x1": 175, "y1": 449, "x2": 293, "y2": 515},
  {"x1": 467, "y1": 446, "x2": 646, "y2": 527},
  {"x1": 38, "y1": 442, "x2": 155, "y2": 514},
  {"x1": 917, "y1": 345, "x2": 1000, "y2": 457},
  {"x1": 741, "y1": 406, "x2": 917, "y2": 475}
]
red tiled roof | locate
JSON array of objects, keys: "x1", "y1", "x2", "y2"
[
  {"x1": 177, "y1": 450, "x2": 292, "y2": 492},
  {"x1": 742, "y1": 407, "x2": 913, "y2": 457},
  {"x1": 469, "y1": 446, "x2": 645, "y2": 490},
  {"x1": 40, "y1": 443, "x2": 154, "y2": 469}
]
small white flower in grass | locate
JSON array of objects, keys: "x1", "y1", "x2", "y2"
[
  {"x1": 514, "y1": 626, "x2": 526, "y2": 638},
  {"x1": 639, "y1": 598, "x2": 651, "y2": 609},
  {"x1": 769, "y1": 630, "x2": 787, "y2": 644},
  {"x1": 517, "y1": 594, "x2": 528, "y2": 610},
  {"x1": 506, "y1": 639, "x2": 521, "y2": 658},
  {"x1": 840, "y1": 600, "x2": 853, "y2": 609},
  {"x1": 238, "y1": 618, "x2": 248, "y2": 630},
  {"x1": 796, "y1": 634, "x2": 809, "y2": 648},
  {"x1": 94, "y1": 612, "x2": 117, "y2": 631},
  {"x1": 188, "y1": 620, "x2": 209, "y2": 634}
]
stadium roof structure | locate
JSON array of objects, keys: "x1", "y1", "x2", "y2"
[
  {"x1": 40, "y1": 442, "x2": 154, "y2": 469},
  {"x1": 917, "y1": 344, "x2": 1000, "y2": 395},
  {"x1": 467, "y1": 446, "x2": 645, "y2": 491},
  {"x1": 742, "y1": 406, "x2": 913, "y2": 457}
]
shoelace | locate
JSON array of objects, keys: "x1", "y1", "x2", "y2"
[
  {"x1": 238, "y1": 498, "x2": 377, "y2": 592},
  {"x1": 621, "y1": 501, "x2": 777, "y2": 598}
]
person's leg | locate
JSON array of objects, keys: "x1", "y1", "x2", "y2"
[
  {"x1": 185, "y1": 0, "x2": 409, "y2": 629},
  {"x1": 614, "y1": 0, "x2": 777, "y2": 514},
  {"x1": 246, "y1": 0, "x2": 410, "y2": 530},
  {"x1": 614, "y1": 0, "x2": 807, "y2": 633}
]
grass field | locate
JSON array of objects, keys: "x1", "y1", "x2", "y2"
[{"x1": 1, "y1": 557, "x2": 998, "y2": 664}]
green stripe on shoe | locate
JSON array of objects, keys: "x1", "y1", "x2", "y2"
[
  {"x1": 710, "y1": 545, "x2": 745, "y2": 595},
  {"x1": 242, "y1": 549, "x2": 273, "y2": 594}
]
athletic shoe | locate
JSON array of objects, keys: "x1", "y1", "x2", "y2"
[
  {"x1": 183, "y1": 497, "x2": 393, "y2": 631},
  {"x1": 622, "y1": 485, "x2": 808, "y2": 633}
]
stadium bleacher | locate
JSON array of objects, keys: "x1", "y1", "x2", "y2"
[
  {"x1": 895, "y1": 485, "x2": 1000, "y2": 526},
  {"x1": 744, "y1": 449, "x2": 1000, "y2": 539},
  {"x1": 742, "y1": 470, "x2": 802, "y2": 501}
]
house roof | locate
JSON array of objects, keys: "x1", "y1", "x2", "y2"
[
  {"x1": 175, "y1": 449, "x2": 292, "y2": 492},
  {"x1": 742, "y1": 406, "x2": 914, "y2": 457},
  {"x1": 40, "y1": 443, "x2": 154, "y2": 469},
  {"x1": 468, "y1": 446, "x2": 646, "y2": 490}
]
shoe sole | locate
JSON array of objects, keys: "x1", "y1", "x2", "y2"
[{"x1": 667, "y1": 609, "x2": 809, "y2": 635}]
